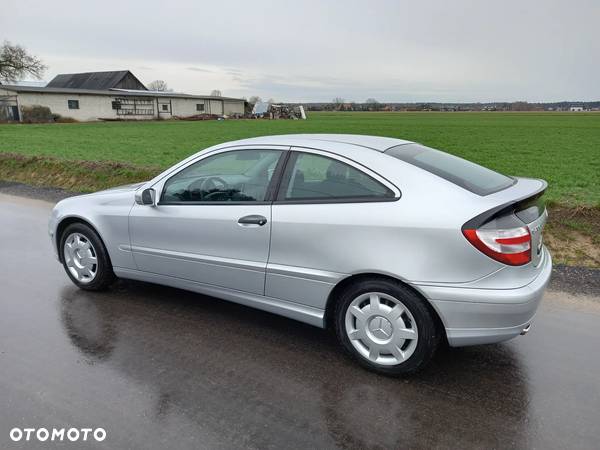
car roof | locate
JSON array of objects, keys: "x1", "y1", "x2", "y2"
[{"x1": 222, "y1": 134, "x2": 414, "y2": 152}]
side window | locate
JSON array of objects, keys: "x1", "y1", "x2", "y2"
[
  {"x1": 282, "y1": 152, "x2": 394, "y2": 201},
  {"x1": 161, "y1": 149, "x2": 282, "y2": 203}
]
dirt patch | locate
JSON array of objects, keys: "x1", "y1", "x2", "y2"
[{"x1": 545, "y1": 206, "x2": 600, "y2": 267}]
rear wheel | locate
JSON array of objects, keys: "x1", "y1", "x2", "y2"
[
  {"x1": 334, "y1": 279, "x2": 440, "y2": 375},
  {"x1": 60, "y1": 223, "x2": 115, "y2": 291}
]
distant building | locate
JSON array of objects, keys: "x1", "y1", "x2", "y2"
[
  {"x1": 46, "y1": 70, "x2": 147, "y2": 91},
  {"x1": 569, "y1": 106, "x2": 584, "y2": 112},
  {"x1": 0, "y1": 70, "x2": 245, "y2": 122}
]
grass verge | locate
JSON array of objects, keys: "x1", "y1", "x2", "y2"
[
  {"x1": 0, "y1": 152, "x2": 161, "y2": 192},
  {"x1": 1, "y1": 152, "x2": 598, "y2": 268}
]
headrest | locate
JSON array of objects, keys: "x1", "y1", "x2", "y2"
[
  {"x1": 326, "y1": 161, "x2": 347, "y2": 180},
  {"x1": 294, "y1": 169, "x2": 305, "y2": 184}
]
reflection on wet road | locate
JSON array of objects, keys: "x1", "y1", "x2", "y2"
[{"x1": 1, "y1": 193, "x2": 599, "y2": 449}]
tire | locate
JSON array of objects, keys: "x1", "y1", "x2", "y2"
[
  {"x1": 59, "y1": 222, "x2": 115, "y2": 291},
  {"x1": 334, "y1": 278, "x2": 440, "y2": 376}
]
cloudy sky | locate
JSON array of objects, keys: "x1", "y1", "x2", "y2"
[{"x1": 2, "y1": 0, "x2": 598, "y2": 102}]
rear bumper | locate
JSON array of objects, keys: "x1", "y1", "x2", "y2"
[{"x1": 418, "y1": 248, "x2": 552, "y2": 346}]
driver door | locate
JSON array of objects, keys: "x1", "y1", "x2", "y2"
[{"x1": 128, "y1": 147, "x2": 287, "y2": 295}]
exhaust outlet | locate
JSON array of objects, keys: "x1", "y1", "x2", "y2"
[{"x1": 520, "y1": 323, "x2": 531, "y2": 335}]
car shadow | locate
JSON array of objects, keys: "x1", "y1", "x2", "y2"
[{"x1": 59, "y1": 279, "x2": 531, "y2": 449}]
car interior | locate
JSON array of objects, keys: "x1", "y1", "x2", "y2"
[
  {"x1": 160, "y1": 150, "x2": 391, "y2": 203},
  {"x1": 161, "y1": 151, "x2": 280, "y2": 202},
  {"x1": 285, "y1": 158, "x2": 391, "y2": 199}
]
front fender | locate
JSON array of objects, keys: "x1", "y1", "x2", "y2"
[{"x1": 49, "y1": 191, "x2": 137, "y2": 269}]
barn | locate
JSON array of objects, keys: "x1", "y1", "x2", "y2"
[{"x1": 0, "y1": 70, "x2": 245, "y2": 122}]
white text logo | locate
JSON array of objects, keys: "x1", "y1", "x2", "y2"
[{"x1": 10, "y1": 427, "x2": 106, "y2": 442}]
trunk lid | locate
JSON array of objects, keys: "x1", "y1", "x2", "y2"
[
  {"x1": 514, "y1": 191, "x2": 548, "y2": 267},
  {"x1": 526, "y1": 208, "x2": 548, "y2": 267},
  {"x1": 463, "y1": 177, "x2": 548, "y2": 267}
]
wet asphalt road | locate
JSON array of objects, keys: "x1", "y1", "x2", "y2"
[{"x1": 1, "y1": 193, "x2": 599, "y2": 450}]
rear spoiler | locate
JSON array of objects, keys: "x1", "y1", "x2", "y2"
[{"x1": 462, "y1": 179, "x2": 547, "y2": 230}]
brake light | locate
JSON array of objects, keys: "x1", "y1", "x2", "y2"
[{"x1": 463, "y1": 226, "x2": 531, "y2": 266}]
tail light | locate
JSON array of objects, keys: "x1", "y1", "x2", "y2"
[{"x1": 463, "y1": 226, "x2": 531, "y2": 266}]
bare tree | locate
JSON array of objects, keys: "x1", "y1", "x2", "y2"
[
  {"x1": 365, "y1": 98, "x2": 381, "y2": 111},
  {"x1": 248, "y1": 95, "x2": 261, "y2": 105},
  {"x1": 147, "y1": 80, "x2": 170, "y2": 91},
  {"x1": 0, "y1": 41, "x2": 46, "y2": 83},
  {"x1": 211, "y1": 89, "x2": 222, "y2": 97},
  {"x1": 332, "y1": 97, "x2": 345, "y2": 106}
]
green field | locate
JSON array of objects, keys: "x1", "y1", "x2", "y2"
[{"x1": 1, "y1": 112, "x2": 599, "y2": 206}]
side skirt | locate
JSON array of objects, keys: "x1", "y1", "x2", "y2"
[{"x1": 113, "y1": 267, "x2": 326, "y2": 328}]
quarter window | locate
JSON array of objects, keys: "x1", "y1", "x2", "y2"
[
  {"x1": 68, "y1": 100, "x2": 79, "y2": 109},
  {"x1": 281, "y1": 152, "x2": 394, "y2": 201},
  {"x1": 161, "y1": 149, "x2": 283, "y2": 203}
]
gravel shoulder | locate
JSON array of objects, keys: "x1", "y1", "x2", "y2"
[{"x1": 0, "y1": 180, "x2": 79, "y2": 202}]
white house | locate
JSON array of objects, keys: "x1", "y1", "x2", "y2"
[
  {"x1": 0, "y1": 70, "x2": 245, "y2": 122},
  {"x1": 569, "y1": 106, "x2": 584, "y2": 112}
]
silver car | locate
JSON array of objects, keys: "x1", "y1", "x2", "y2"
[{"x1": 49, "y1": 134, "x2": 552, "y2": 374}]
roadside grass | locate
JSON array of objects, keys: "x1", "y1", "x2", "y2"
[
  {"x1": 1, "y1": 112, "x2": 599, "y2": 266},
  {"x1": 0, "y1": 153, "x2": 160, "y2": 192}
]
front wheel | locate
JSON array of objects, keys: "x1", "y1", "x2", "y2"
[
  {"x1": 60, "y1": 222, "x2": 115, "y2": 291},
  {"x1": 334, "y1": 279, "x2": 440, "y2": 375}
]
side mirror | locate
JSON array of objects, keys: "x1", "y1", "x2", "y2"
[{"x1": 135, "y1": 188, "x2": 156, "y2": 206}]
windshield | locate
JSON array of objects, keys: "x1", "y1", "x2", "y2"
[{"x1": 385, "y1": 144, "x2": 514, "y2": 195}]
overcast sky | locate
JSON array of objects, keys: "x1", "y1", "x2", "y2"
[{"x1": 2, "y1": 0, "x2": 598, "y2": 102}]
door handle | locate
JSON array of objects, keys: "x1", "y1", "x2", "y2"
[{"x1": 238, "y1": 215, "x2": 268, "y2": 226}]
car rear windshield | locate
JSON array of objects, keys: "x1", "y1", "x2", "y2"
[{"x1": 385, "y1": 144, "x2": 515, "y2": 196}]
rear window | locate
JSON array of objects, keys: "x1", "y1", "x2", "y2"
[{"x1": 385, "y1": 144, "x2": 514, "y2": 196}]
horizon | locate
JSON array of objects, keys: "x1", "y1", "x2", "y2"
[{"x1": 4, "y1": 76, "x2": 599, "y2": 105}]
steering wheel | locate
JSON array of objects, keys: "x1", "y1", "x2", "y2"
[
  {"x1": 186, "y1": 176, "x2": 229, "y2": 201},
  {"x1": 200, "y1": 176, "x2": 229, "y2": 193}
]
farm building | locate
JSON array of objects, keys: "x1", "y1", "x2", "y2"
[{"x1": 0, "y1": 70, "x2": 245, "y2": 122}]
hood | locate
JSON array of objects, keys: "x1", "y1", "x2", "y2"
[{"x1": 95, "y1": 182, "x2": 147, "y2": 195}]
